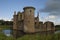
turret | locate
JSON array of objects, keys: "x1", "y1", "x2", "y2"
[{"x1": 23, "y1": 6, "x2": 35, "y2": 33}]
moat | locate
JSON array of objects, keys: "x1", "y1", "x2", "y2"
[{"x1": 1, "y1": 29, "x2": 60, "y2": 36}]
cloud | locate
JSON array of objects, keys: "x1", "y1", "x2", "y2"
[
  {"x1": 40, "y1": 15, "x2": 57, "y2": 23},
  {"x1": 39, "y1": 0, "x2": 60, "y2": 25},
  {"x1": 40, "y1": 0, "x2": 60, "y2": 16},
  {"x1": 0, "y1": 17, "x2": 11, "y2": 21},
  {"x1": 45, "y1": 15, "x2": 57, "y2": 21},
  {"x1": 48, "y1": 15, "x2": 56, "y2": 19}
]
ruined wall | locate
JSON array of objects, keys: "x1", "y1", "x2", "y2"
[
  {"x1": 13, "y1": 11, "x2": 18, "y2": 30},
  {"x1": 17, "y1": 12, "x2": 24, "y2": 31},
  {"x1": 13, "y1": 11, "x2": 18, "y2": 38},
  {"x1": 43, "y1": 21, "x2": 55, "y2": 32},
  {"x1": 35, "y1": 17, "x2": 40, "y2": 32},
  {"x1": 13, "y1": 7, "x2": 55, "y2": 38},
  {"x1": 39, "y1": 22, "x2": 43, "y2": 31}
]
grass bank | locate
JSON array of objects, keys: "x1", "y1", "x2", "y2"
[{"x1": 0, "y1": 33, "x2": 60, "y2": 40}]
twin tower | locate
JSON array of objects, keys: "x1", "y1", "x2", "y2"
[{"x1": 13, "y1": 6, "x2": 55, "y2": 38}]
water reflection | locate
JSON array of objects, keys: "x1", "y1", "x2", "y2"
[
  {"x1": 3, "y1": 30, "x2": 11, "y2": 36},
  {"x1": 2, "y1": 30, "x2": 60, "y2": 36},
  {"x1": 55, "y1": 30, "x2": 60, "y2": 34}
]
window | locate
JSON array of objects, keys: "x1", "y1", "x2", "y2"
[
  {"x1": 30, "y1": 10, "x2": 31, "y2": 12},
  {"x1": 28, "y1": 10, "x2": 32, "y2": 15}
]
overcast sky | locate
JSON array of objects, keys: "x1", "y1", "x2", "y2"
[{"x1": 0, "y1": 0, "x2": 60, "y2": 25}]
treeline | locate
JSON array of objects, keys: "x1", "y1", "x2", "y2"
[
  {"x1": 55, "y1": 25, "x2": 60, "y2": 27},
  {"x1": 55, "y1": 25, "x2": 60, "y2": 30},
  {"x1": 0, "y1": 20, "x2": 13, "y2": 25}
]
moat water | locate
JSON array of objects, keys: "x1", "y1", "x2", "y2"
[
  {"x1": 1, "y1": 30, "x2": 60, "y2": 36},
  {"x1": 2, "y1": 30, "x2": 12, "y2": 36}
]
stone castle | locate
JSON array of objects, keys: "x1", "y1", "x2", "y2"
[{"x1": 13, "y1": 7, "x2": 55, "y2": 38}]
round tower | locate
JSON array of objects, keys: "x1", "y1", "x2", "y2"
[{"x1": 23, "y1": 6, "x2": 35, "y2": 33}]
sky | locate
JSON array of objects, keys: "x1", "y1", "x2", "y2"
[{"x1": 0, "y1": 0, "x2": 60, "y2": 25}]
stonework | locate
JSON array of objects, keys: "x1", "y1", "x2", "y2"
[
  {"x1": 13, "y1": 6, "x2": 55, "y2": 38},
  {"x1": 23, "y1": 7, "x2": 35, "y2": 33},
  {"x1": 43, "y1": 21, "x2": 55, "y2": 32}
]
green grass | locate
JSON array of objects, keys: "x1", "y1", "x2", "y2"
[
  {"x1": 0, "y1": 33, "x2": 60, "y2": 40},
  {"x1": 0, "y1": 33, "x2": 16, "y2": 40},
  {"x1": 17, "y1": 33, "x2": 60, "y2": 40}
]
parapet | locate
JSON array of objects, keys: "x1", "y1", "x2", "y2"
[{"x1": 23, "y1": 6, "x2": 35, "y2": 10}]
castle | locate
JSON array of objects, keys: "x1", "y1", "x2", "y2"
[{"x1": 13, "y1": 7, "x2": 55, "y2": 38}]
